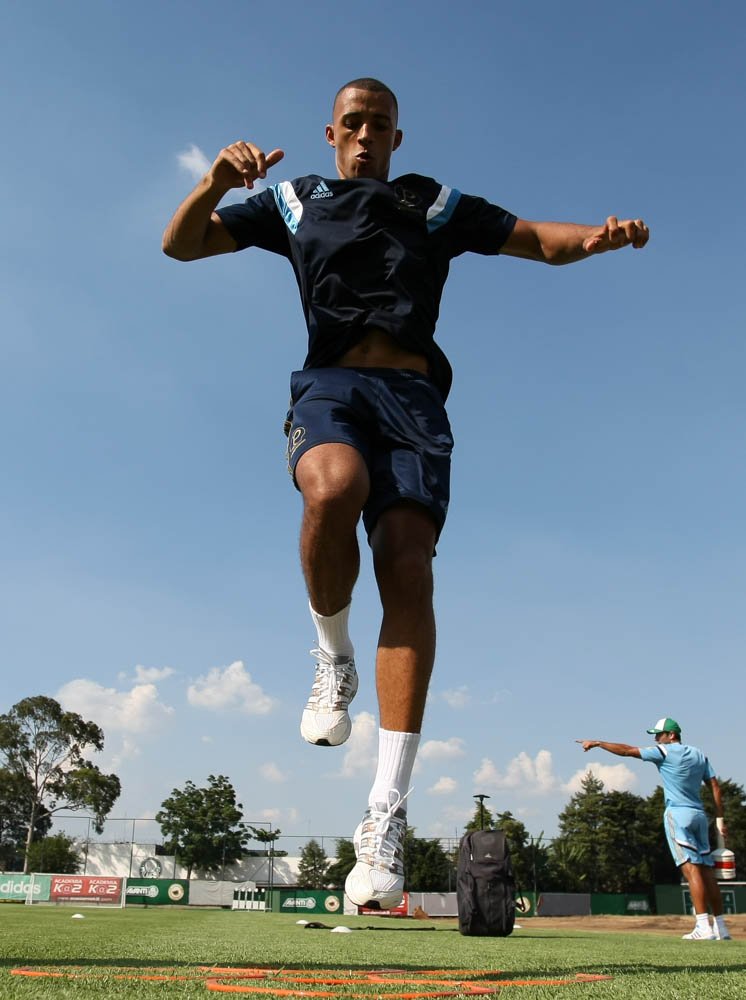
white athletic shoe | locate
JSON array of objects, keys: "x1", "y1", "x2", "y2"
[
  {"x1": 345, "y1": 792, "x2": 408, "y2": 909},
  {"x1": 713, "y1": 923, "x2": 732, "y2": 941},
  {"x1": 300, "y1": 647, "x2": 358, "y2": 747},
  {"x1": 682, "y1": 925, "x2": 716, "y2": 940}
]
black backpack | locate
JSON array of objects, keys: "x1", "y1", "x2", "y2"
[{"x1": 456, "y1": 829, "x2": 516, "y2": 937}]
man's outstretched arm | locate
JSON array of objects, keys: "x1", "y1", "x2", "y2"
[
  {"x1": 576, "y1": 739, "x2": 642, "y2": 758},
  {"x1": 162, "y1": 141, "x2": 284, "y2": 261},
  {"x1": 503, "y1": 216, "x2": 649, "y2": 265}
]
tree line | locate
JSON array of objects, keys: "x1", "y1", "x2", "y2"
[{"x1": 2, "y1": 695, "x2": 745, "y2": 895}]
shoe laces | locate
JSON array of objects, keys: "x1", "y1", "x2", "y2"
[
  {"x1": 307, "y1": 647, "x2": 356, "y2": 709},
  {"x1": 359, "y1": 789, "x2": 412, "y2": 873}
]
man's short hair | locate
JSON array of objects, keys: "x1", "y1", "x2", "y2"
[{"x1": 333, "y1": 78, "x2": 399, "y2": 121}]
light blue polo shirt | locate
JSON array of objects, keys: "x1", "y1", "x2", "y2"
[{"x1": 638, "y1": 742, "x2": 715, "y2": 809}]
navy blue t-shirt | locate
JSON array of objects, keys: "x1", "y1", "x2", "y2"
[{"x1": 216, "y1": 173, "x2": 517, "y2": 400}]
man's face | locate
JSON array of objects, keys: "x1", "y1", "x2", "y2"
[
  {"x1": 326, "y1": 88, "x2": 402, "y2": 181},
  {"x1": 655, "y1": 731, "x2": 676, "y2": 744}
]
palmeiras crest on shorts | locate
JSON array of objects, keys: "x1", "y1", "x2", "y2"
[{"x1": 287, "y1": 425, "x2": 307, "y2": 462}]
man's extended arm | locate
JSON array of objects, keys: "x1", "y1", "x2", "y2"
[
  {"x1": 503, "y1": 216, "x2": 649, "y2": 265},
  {"x1": 162, "y1": 141, "x2": 284, "y2": 261},
  {"x1": 576, "y1": 739, "x2": 642, "y2": 758}
]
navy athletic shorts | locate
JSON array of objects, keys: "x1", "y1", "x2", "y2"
[{"x1": 284, "y1": 367, "x2": 453, "y2": 543}]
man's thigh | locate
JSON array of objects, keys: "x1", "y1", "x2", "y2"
[
  {"x1": 285, "y1": 368, "x2": 453, "y2": 543},
  {"x1": 664, "y1": 807, "x2": 713, "y2": 867},
  {"x1": 285, "y1": 369, "x2": 375, "y2": 483}
]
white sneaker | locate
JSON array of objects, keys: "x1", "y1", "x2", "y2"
[
  {"x1": 682, "y1": 925, "x2": 716, "y2": 940},
  {"x1": 300, "y1": 648, "x2": 358, "y2": 746},
  {"x1": 345, "y1": 792, "x2": 408, "y2": 909},
  {"x1": 713, "y1": 923, "x2": 732, "y2": 941}
]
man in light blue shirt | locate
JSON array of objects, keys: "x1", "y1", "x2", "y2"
[{"x1": 578, "y1": 717, "x2": 731, "y2": 941}]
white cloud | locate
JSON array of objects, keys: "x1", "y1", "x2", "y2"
[
  {"x1": 253, "y1": 807, "x2": 299, "y2": 826},
  {"x1": 260, "y1": 762, "x2": 288, "y2": 783},
  {"x1": 187, "y1": 661, "x2": 275, "y2": 715},
  {"x1": 490, "y1": 688, "x2": 512, "y2": 704},
  {"x1": 563, "y1": 763, "x2": 638, "y2": 794},
  {"x1": 426, "y1": 804, "x2": 474, "y2": 838},
  {"x1": 57, "y1": 678, "x2": 175, "y2": 768},
  {"x1": 177, "y1": 143, "x2": 211, "y2": 181},
  {"x1": 419, "y1": 737, "x2": 466, "y2": 761},
  {"x1": 428, "y1": 776, "x2": 457, "y2": 795},
  {"x1": 256, "y1": 808, "x2": 281, "y2": 824},
  {"x1": 338, "y1": 712, "x2": 377, "y2": 777},
  {"x1": 441, "y1": 687, "x2": 470, "y2": 709},
  {"x1": 57, "y1": 678, "x2": 174, "y2": 736},
  {"x1": 473, "y1": 749, "x2": 559, "y2": 795},
  {"x1": 134, "y1": 665, "x2": 176, "y2": 683}
]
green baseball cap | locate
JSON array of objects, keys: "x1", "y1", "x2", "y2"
[{"x1": 646, "y1": 717, "x2": 681, "y2": 735}]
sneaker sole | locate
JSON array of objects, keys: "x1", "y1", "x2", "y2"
[{"x1": 300, "y1": 712, "x2": 352, "y2": 746}]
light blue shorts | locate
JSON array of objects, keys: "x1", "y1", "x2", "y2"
[{"x1": 664, "y1": 807, "x2": 713, "y2": 867}]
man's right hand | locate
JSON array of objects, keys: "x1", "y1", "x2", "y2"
[{"x1": 209, "y1": 142, "x2": 285, "y2": 190}]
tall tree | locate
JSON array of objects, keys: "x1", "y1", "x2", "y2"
[
  {"x1": 465, "y1": 801, "x2": 495, "y2": 833},
  {"x1": 555, "y1": 771, "x2": 606, "y2": 891},
  {"x1": 594, "y1": 790, "x2": 658, "y2": 892},
  {"x1": 493, "y1": 811, "x2": 552, "y2": 894},
  {"x1": 297, "y1": 839, "x2": 330, "y2": 888},
  {"x1": 0, "y1": 696, "x2": 121, "y2": 872},
  {"x1": 545, "y1": 837, "x2": 589, "y2": 891},
  {"x1": 403, "y1": 829, "x2": 455, "y2": 892},
  {"x1": 25, "y1": 833, "x2": 81, "y2": 874},
  {"x1": 247, "y1": 825, "x2": 285, "y2": 857},
  {"x1": 0, "y1": 768, "x2": 52, "y2": 871},
  {"x1": 156, "y1": 774, "x2": 249, "y2": 879},
  {"x1": 325, "y1": 838, "x2": 356, "y2": 888}
]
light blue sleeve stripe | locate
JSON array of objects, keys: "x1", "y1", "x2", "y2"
[
  {"x1": 271, "y1": 181, "x2": 303, "y2": 234},
  {"x1": 426, "y1": 186, "x2": 461, "y2": 234}
]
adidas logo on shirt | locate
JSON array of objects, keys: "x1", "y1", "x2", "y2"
[{"x1": 310, "y1": 180, "x2": 334, "y2": 200}]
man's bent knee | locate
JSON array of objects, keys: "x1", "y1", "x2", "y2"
[{"x1": 296, "y1": 443, "x2": 370, "y2": 512}]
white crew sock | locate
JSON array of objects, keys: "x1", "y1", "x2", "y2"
[
  {"x1": 695, "y1": 912, "x2": 710, "y2": 931},
  {"x1": 309, "y1": 602, "x2": 354, "y2": 658},
  {"x1": 715, "y1": 914, "x2": 728, "y2": 933},
  {"x1": 369, "y1": 729, "x2": 420, "y2": 813}
]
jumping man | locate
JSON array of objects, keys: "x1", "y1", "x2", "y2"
[{"x1": 163, "y1": 77, "x2": 649, "y2": 909}]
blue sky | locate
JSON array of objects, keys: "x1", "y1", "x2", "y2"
[{"x1": 2, "y1": 0, "x2": 745, "y2": 855}]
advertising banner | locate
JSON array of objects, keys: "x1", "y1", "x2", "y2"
[
  {"x1": 273, "y1": 890, "x2": 344, "y2": 914},
  {"x1": 125, "y1": 879, "x2": 189, "y2": 905},
  {"x1": 50, "y1": 875, "x2": 123, "y2": 903},
  {"x1": 0, "y1": 874, "x2": 51, "y2": 902}
]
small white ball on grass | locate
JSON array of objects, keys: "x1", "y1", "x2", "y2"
[{"x1": 331, "y1": 925, "x2": 352, "y2": 933}]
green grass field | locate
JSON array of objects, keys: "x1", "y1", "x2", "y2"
[{"x1": 1, "y1": 908, "x2": 744, "y2": 1000}]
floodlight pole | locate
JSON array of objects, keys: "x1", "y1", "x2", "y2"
[
  {"x1": 268, "y1": 823, "x2": 277, "y2": 914},
  {"x1": 474, "y1": 794, "x2": 490, "y2": 831}
]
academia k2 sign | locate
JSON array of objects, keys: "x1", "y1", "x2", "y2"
[{"x1": 50, "y1": 875, "x2": 123, "y2": 902}]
